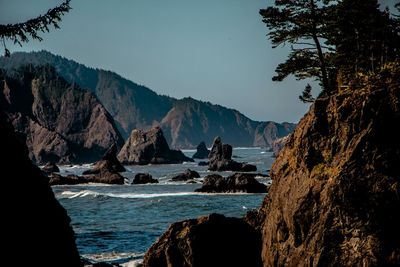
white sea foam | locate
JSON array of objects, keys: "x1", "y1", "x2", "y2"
[
  {"x1": 82, "y1": 251, "x2": 144, "y2": 263},
  {"x1": 61, "y1": 190, "x2": 201, "y2": 199}
]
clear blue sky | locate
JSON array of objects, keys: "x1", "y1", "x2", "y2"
[{"x1": 6, "y1": 0, "x2": 386, "y2": 123}]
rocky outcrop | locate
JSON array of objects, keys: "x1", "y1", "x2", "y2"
[
  {"x1": 118, "y1": 127, "x2": 193, "y2": 165},
  {"x1": 142, "y1": 213, "x2": 262, "y2": 267},
  {"x1": 260, "y1": 71, "x2": 400, "y2": 266},
  {"x1": 83, "y1": 144, "x2": 125, "y2": 175},
  {"x1": 132, "y1": 173, "x2": 158, "y2": 184},
  {"x1": 49, "y1": 173, "x2": 88, "y2": 186},
  {"x1": 195, "y1": 173, "x2": 267, "y2": 193},
  {"x1": 170, "y1": 169, "x2": 200, "y2": 182},
  {"x1": 192, "y1": 141, "x2": 210, "y2": 159},
  {"x1": 208, "y1": 137, "x2": 257, "y2": 172},
  {"x1": 0, "y1": 51, "x2": 295, "y2": 148},
  {"x1": 271, "y1": 135, "x2": 290, "y2": 157},
  {"x1": 0, "y1": 108, "x2": 81, "y2": 265},
  {"x1": 42, "y1": 162, "x2": 60, "y2": 174},
  {"x1": 0, "y1": 65, "x2": 124, "y2": 164},
  {"x1": 49, "y1": 171, "x2": 124, "y2": 185}
]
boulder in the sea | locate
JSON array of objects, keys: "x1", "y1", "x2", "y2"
[
  {"x1": 83, "y1": 143, "x2": 125, "y2": 175},
  {"x1": 208, "y1": 137, "x2": 257, "y2": 172},
  {"x1": 192, "y1": 141, "x2": 210, "y2": 159},
  {"x1": 41, "y1": 162, "x2": 60, "y2": 174},
  {"x1": 170, "y1": 169, "x2": 200, "y2": 182},
  {"x1": 195, "y1": 173, "x2": 267, "y2": 193},
  {"x1": 49, "y1": 173, "x2": 88, "y2": 186},
  {"x1": 85, "y1": 171, "x2": 125, "y2": 185},
  {"x1": 143, "y1": 213, "x2": 262, "y2": 267},
  {"x1": 198, "y1": 161, "x2": 209, "y2": 166},
  {"x1": 132, "y1": 173, "x2": 158, "y2": 184},
  {"x1": 118, "y1": 127, "x2": 194, "y2": 165}
]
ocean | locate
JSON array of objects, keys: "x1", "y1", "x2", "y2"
[{"x1": 52, "y1": 147, "x2": 274, "y2": 265}]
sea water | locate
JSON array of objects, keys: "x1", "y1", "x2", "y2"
[{"x1": 52, "y1": 148, "x2": 274, "y2": 265}]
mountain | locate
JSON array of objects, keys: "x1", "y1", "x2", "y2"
[
  {"x1": 0, "y1": 65, "x2": 123, "y2": 164},
  {"x1": 0, "y1": 51, "x2": 295, "y2": 148}
]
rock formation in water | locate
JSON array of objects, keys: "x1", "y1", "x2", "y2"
[
  {"x1": 118, "y1": 127, "x2": 193, "y2": 165},
  {"x1": 208, "y1": 137, "x2": 257, "y2": 172},
  {"x1": 192, "y1": 141, "x2": 210, "y2": 159},
  {"x1": 259, "y1": 70, "x2": 400, "y2": 266},
  {"x1": 0, "y1": 65, "x2": 123, "y2": 164},
  {"x1": 83, "y1": 143, "x2": 125, "y2": 175},
  {"x1": 132, "y1": 173, "x2": 159, "y2": 184},
  {"x1": 0, "y1": 51, "x2": 295, "y2": 148},
  {"x1": 142, "y1": 213, "x2": 262, "y2": 267},
  {"x1": 170, "y1": 169, "x2": 200, "y2": 182},
  {"x1": 195, "y1": 173, "x2": 267, "y2": 193},
  {"x1": 0, "y1": 109, "x2": 81, "y2": 265}
]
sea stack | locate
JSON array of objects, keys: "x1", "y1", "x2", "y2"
[
  {"x1": 117, "y1": 126, "x2": 193, "y2": 165},
  {"x1": 192, "y1": 141, "x2": 210, "y2": 159},
  {"x1": 208, "y1": 137, "x2": 257, "y2": 172}
]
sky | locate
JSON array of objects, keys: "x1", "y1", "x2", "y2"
[{"x1": 1, "y1": 0, "x2": 394, "y2": 123}]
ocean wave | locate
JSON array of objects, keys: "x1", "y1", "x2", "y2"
[
  {"x1": 233, "y1": 147, "x2": 262, "y2": 150},
  {"x1": 82, "y1": 251, "x2": 144, "y2": 264},
  {"x1": 60, "y1": 190, "x2": 201, "y2": 199}
]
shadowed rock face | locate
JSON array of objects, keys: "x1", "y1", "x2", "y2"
[
  {"x1": 0, "y1": 109, "x2": 81, "y2": 265},
  {"x1": 118, "y1": 127, "x2": 193, "y2": 165},
  {"x1": 0, "y1": 65, "x2": 123, "y2": 164},
  {"x1": 192, "y1": 141, "x2": 210, "y2": 159},
  {"x1": 170, "y1": 169, "x2": 200, "y2": 182},
  {"x1": 143, "y1": 213, "x2": 263, "y2": 267},
  {"x1": 132, "y1": 173, "x2": 158, "y2": 184},
  {"x1": 260, "y1": 71, "x2": 400, "y2": 266},
  {"x1": 195, "y1": 173, "x2": 268, "y2": 193},
  {"x1": 83, "y1": 143, "x2": 125, "y2": 175},
  {"x1": 208, "y1": 137, "x2": 257, "y2": 172}
]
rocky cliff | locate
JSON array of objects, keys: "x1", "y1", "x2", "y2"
[
  {"x1": 1, "y1": 108, "x2": 82, "y2": 266},
  {"x1": 0, "y1": 65, "x2": 123, "y2": 164},
  {"x1": 143, "y1": 67, "x2": 400, "y2": 266},
  {"x1": 0, "y1": 51, "x2": 295, "y2": 148},
  {"x1": 260, "y1": 68, "x2": 400, "y2": 266}
]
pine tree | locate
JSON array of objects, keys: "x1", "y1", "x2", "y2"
[
  {"x1": 299, "y1": 84, "x2": 315, "y2": 103},
  {"x1": 0, "y1": 0, "x2": 71, "y2": 56},
  {"x1": 260, "y1": 0, "x2": 336, "y2": 93}
]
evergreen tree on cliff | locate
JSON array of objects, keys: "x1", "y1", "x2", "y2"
[
  {"x1": 0, "y1": 0, "x2": 71, "y2": 56},
  {"x1": 260, "y1": 0, "x2": 336, "y2": 94}
]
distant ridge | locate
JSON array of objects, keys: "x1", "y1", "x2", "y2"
[{"x1": 0, "y1": 50, "x2": 295, "y2": 149}]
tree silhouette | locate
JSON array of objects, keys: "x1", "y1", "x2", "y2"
[
  {"x1": 0, "y1": 0, "x2": 71, "y2": 56},
  {"x1": 260, "y1": 0, "x2": 335, "y2": 93}
]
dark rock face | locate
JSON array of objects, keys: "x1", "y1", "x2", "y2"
[
  {"x1": 0, "y1": 109, "x2": 81, "y2": 265},
  {"x1": 83, "y1": 143, "x2": 125, "y2": 175},
  {"x1": 260, "y1": 72, "x2": 400, "y2": 266},
  {"x1": 142, "y1": 213, "x2": 262, "y2": 267},
  {"x1": 0, "y1": 65, "x2": 124, "y2": 164},
  {"x1": 208, "y1": 137, "x2": 257, "y2": 172},
  {"x1": 49, "y1": 173, "x2": 88, "y2": 186},
  {"x1": 41, "y1": 162, "x2": 60, "y2": 174},
  {"x1": 170, "y1": 169, "x2": 200, "y2": 182},
  {"x1": 0, "y1": 51, "x2": 295, "y2": 148},
  {"x1": 195, "y1": 173, "x2": 267, "y2": 193},
  {"x1": 49, "y1": 172, "x2": 124, "y2": 186},
  {"x1": 118, "y1": 127, "x2": 193, "y2": 165},
  {"x1": 85, "y1": 171, "x2": 125, "y2": 185},
  {"x1": 132, "y1": 173, "x2": 158, "y2": 184},
  {"x1": 192, "y1": 141, "x2": 210, "y2": 159}
]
